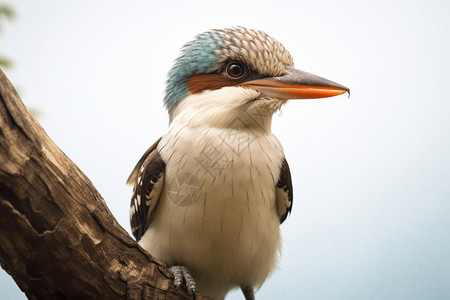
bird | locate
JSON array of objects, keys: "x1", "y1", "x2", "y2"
[{"x1": 127, "y1": 26, "x2": 349, "y2": 300}]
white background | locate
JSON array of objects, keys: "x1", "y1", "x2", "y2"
[{"x1": 1, "y1": 0, "x2": 449, "y2": 299}]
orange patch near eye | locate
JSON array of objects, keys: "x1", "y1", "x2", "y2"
[{"x1": 187, "y1": 74, "x2": 237, "y2": 94}]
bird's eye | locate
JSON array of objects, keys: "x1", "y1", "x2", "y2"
[{"x1": 226, "y1": 62, "x2": 245, "y2": 79}]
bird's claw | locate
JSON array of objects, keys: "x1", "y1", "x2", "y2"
[
  {"x1": 169, "y1": 265, "x2": 196, "y2": 297},
  {"x1": 241, "y1": 285, "x2": 255, "y2": 300}
]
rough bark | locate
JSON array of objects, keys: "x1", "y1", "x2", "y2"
[{"x1": 0, "y1": 68, "x2": 209, "y2": 299}]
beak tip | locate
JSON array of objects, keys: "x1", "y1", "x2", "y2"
[
  {"x1": 336, "y1": 85, "x2": 350, "y2": 98},
  {"x1": 342, "y1": 86, "x2": 350, "y2": 98}
]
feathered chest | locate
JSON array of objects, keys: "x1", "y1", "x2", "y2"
[{"x1": 158, "y1": 124, "x2": 284, "y2": 208}]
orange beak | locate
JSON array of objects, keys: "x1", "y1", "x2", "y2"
[{"x1": 242, "y1": 66, "x2": 349, "y2": 99}]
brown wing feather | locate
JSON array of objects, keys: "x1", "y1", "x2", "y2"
[
  {"x1": 129, "y1": 138, "x2": 165, "y2": 241},
  {"x1": 276, "y1": 158, "x2": 293, "y2": 224},
  {"x1": 127, "y1": 137, "x2": 162, "y2": 185}
]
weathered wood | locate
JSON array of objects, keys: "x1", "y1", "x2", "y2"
[{"x1": 0, "y1": 68, "x2": 208, "y2": 299}]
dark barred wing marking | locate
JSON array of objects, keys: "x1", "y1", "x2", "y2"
[
  {"x1": 276, "y1": 157, "x2": 293, "y2": 224},
  {"x1": 128, "y1": 138, "x2": 165, "y2": 241}
]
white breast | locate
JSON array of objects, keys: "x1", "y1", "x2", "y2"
[{"x1": 139, "y1": 88, "x2": 285, "y2": 299}]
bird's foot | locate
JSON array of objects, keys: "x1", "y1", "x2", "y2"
[
  {"x1": 169, "y1": 265, "x2": 196, "y2": 298},
  {"x1": 241, "y1": 285, "x2": 255, "y2": 300}
]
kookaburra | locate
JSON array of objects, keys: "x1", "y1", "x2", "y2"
[{"x1": 127, "y1": 27, "x2": 348, "y2": 300}]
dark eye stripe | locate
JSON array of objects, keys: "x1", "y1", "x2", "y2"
[
  {"x1": 186, "y1": 74, "x2": 237, "y2": 94},
  {"x1": 186, "y1": 62, "x2": 269, "y2": 95}
]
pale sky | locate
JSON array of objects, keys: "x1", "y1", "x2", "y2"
[{"x1": 1, "y1": 0, "x2": 450, "y2": 299}]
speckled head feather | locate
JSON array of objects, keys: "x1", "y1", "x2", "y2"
[{"x1": 164, "y1": 27, "x2": 294, "y2": 116}]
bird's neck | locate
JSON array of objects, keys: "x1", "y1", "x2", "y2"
[{"x1": 170, "y1": 86, "x2": 282, "y2": 134}]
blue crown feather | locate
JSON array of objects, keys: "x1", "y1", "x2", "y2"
[{"x1": 164, "y1": 31, "x2": 224, "y2": 116}]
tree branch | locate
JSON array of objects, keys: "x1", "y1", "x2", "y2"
[{"x1": 0, "y1": 68, "x2": 208, "y2": 299}]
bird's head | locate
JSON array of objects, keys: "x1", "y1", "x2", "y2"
[{"x1": 164, "y1": 27, "x2": 349, "y2": 131}]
